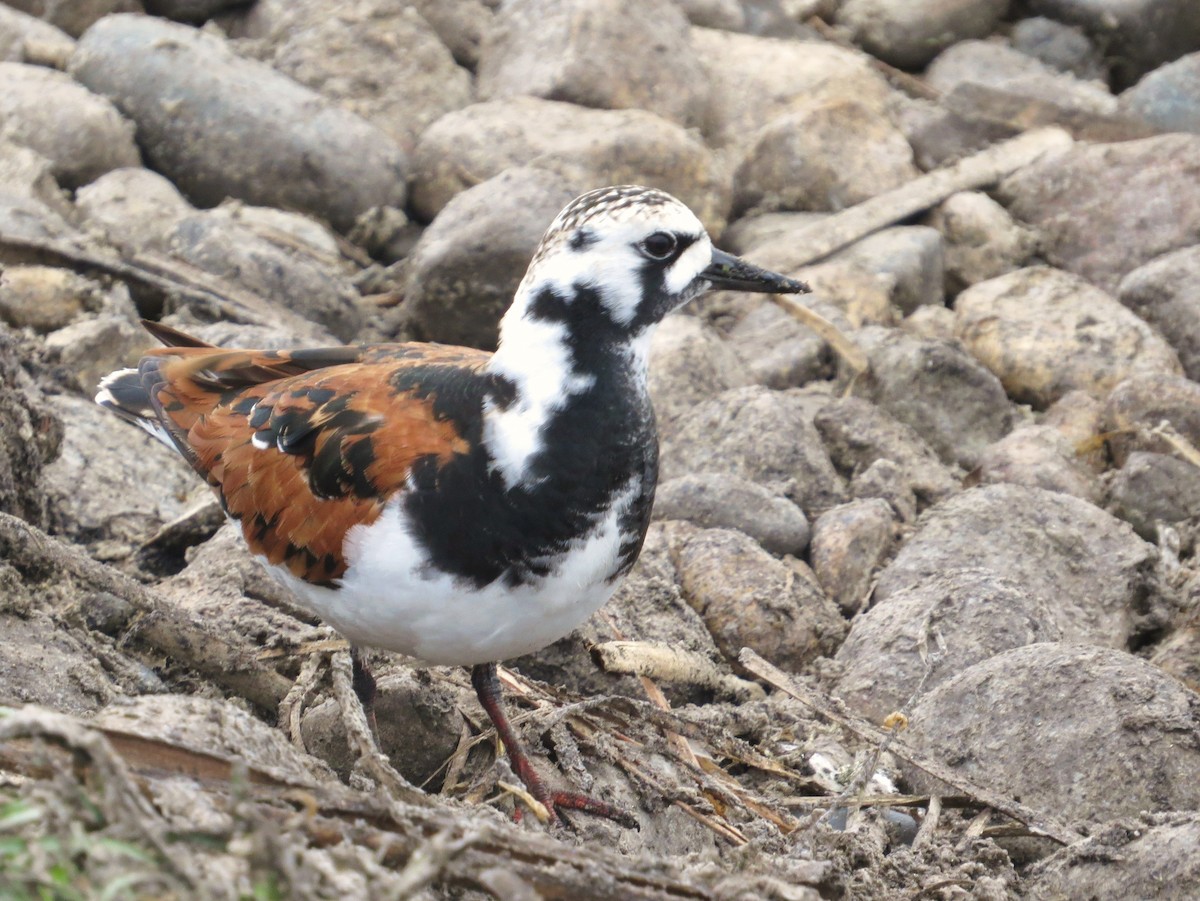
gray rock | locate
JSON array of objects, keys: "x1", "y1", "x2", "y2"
[
  {"x1": 905, "y1": 643, "x2": 1200, "y2": 824},
  {"x1": 831, "y1": 227, "x2": 945, "y2": 314},
  {"x1": 925, "y1": 39, "x2": 1117, "y2": 117},
  {"x1": 164, "y1": 210, "x2": 364, "y2": 341},
  {"x1": 1102, "y1": 373, "x2": 1200, "y2": 466},
  {"x1": 74, "y1": 167, "x2": 193, "y2": 252},
  {"x1": 725, "y1": 300, "x2": 829, "y2": 389},
  {"x1": 732, "y1": 100, "x2": 918, "y2": 215},
  {"x1": 973, "y1": 424, "x2": 1101, "y2": 503},
  {"x1": 852, "y1": 327, "x2": 1013, "y2": 469},
  {"x1": 1028, "y1": 814, "x2": 1200, "y2": 901},
  {"x1": 478, "y1": 0, "x2": 706, "y2": 128},
  {"x1": 0, "y1": 6, "x2": 74, "y2": 64},
  {"x1": 0, "y1": 266, "x2": 91, "y2": 333},
  {"x1": 4, "y1": 0, "x2": 142, "y2": 37},
  {"x1": 653, "y1": 473, "x2": 810, "y2": 555},
  {"x1": 810, "y1": 498, "x2": 897, "y2": 615},
  {"x1": 954, "y1": 267, "x2": 1182, "y2": 408},
  {"x1": 814, "y1": 396, "x2": 960, "y2": 510},
  {"x1": 42, "y1": 393, "x2": 201, "y2": 546},
  {"x1": 1119, "y1": 246, "x2": 1200, "y2": 382},
  {"x1": 1108, "y1": 451, "x2": 1200, "y2": 539},
  {"x1": 408, "y1": 0, "x2": 493, "y2": 69},
  {"x1": 400, "y1": 167, "x2": 577, "y2": 348},
  {"x1": 691, "y1": 26, "x2": 894, "y2": 152},
  {"x1": 43, "y1": 310, "x2": 144, "y2": 401},
  {"x1": 836, "y1": 569, "x2": 1063, "y2": 723},
  {"x1": 660, "y1": 385, "x2": 848, "y2": 516},
  {"x1": 900, "y1": 305, "x2": 956, "y2": 342},
  {"x1": 647, "y1": 314, "x2": 749, "y2": 439},
  {"x1": 1026, "y1": 0, "x2": 1200, "y2": 88},
  {"x1": 675, "y1": 527, "x2": 845, "y2": 671},
  {"x1": 1010, "y1": 16, "x2": 1105, "y2": 80},
  {"x1": 1000, "y1": 134, "x2": 1200, "y2": 294},
  {"x1": 410, "y1": 97, "x2": 729, "y2": 234},
  {"x1": 235, "y1": 0, "x2": 472, "y2": 153},
  {"x1": 70, "y1": 14, "x2": 407, "y2": 232},
  {"x1": 677, "y1": 0, "x2": 809, "y2": 35},
  {"x1": 875, "y1": 483, "x2": 1162, "y2": 647},
  {"x1": 836, "y1": 0, "x2": 1008, "y2": 70},
  {"x1": 924, "y1": 191, "x2": 1036, "y2": 297},
  {"x1": 849, "y1": 457, "x2": 917, "y2": 522},
  {"x1": 0, "y1": 62, "x2": 138, "y2": 189},
  {"x1": 0, "y1": 326, "x2": 62, "y2": 526},
  {"x1": 1120, "y1": 51, "x2": 1200, "y2": 135}
]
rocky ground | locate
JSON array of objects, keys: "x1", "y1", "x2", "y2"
[{"x1": 1, "y1": 0, "x2": 1200, "y2": 898}]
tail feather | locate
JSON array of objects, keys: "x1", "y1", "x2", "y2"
[{"x1": 95, "y1": 367, "x2": 175, "y2": 449}]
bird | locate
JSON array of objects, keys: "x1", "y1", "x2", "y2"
[{"x1": 96, "y1": 184, "x2": 809, "y2": 825}]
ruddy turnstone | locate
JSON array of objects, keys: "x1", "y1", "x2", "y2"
[{"x1": 96, "y1": 184, "x2": 808, "y2": 825}]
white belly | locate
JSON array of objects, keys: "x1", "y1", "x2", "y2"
[{"x1": 263, "y1": 481, "x2": 638, "y2": 665}]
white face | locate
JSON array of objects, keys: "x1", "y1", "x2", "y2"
[{"x1": 514, "y1": 189, "x2": 713, "y2": 332}]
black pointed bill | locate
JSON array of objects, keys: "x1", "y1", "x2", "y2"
[{"x1": 702, "y1": 248, "x2": 810, "y2": 294}]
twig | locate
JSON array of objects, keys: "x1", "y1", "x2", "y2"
[
  {"x1": 592, "y1": 640, "x2": 765, "y2": 702},
  {"x1": 769, "y1": 295, "x2": 871, "y2": 374},
  {"x1": 278, "y1": 652, "x2": 326, "y2": 751},
  {"x1": 0, "y1": 512, "x2": 292, "y2": 710},
  {"x1": 739, "y1": 649, "x2": 1083, "y2": 846},
  {"x1": 388, "y1": 826, "x2": 482, "y2": 900},
  {"x1": 759, "y1": 127, "x2": 1073, "y2": 272},
  {"x1": 329, "y1": 650, "x2": 430, "y2": 808},
  {"x1": 912, "y1": 794, "x2": 942, "y2": 850}
]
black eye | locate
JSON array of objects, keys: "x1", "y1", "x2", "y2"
[{"x1": 640, "y1": 231, "x2": 678, "y2": 261}]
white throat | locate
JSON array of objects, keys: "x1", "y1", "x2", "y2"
[{"x1": 483, "y1": 289, "x2": 598, "y2": 488}]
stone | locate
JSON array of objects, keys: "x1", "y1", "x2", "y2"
[
  {"x1": 653, "y1": 473, "x2": 811, "y2": 556},
  {"x1": 691, "y1": 26, "x2": 894, "y2": 152},
  {"x1": 0, "y1": 326, "x2": 62, "y2": 526},
  {"x1": 70, "y1": 14, "x2": 407, "y2": 232},
  {"x1": 143, "y1": 0, "x2": 245, "y2": 20},
  {"x1": 41, "y1": 393, "x2": 201, "y2": 547},
  {"x1": 410, "y1": 97, "x2": 729, "y2": 233},
  {"x1": 836, "y1": 569, "x2": 1063, "y2": 723},
  {"x1": 1010, "y1": 16, "x2": 1105, "y2": 80},
  {"x1": 164, "y1": 210, "x2": 364, "y2": 342},
  {"x1": 972, "y1": 424, "x2": 1101, "y2": 503},
  {"x1": 875, "y1": 483, "x2": 1164, "y2": 647},
  {"x1": 3, "y1": 0, "x2": 142, "y2": 37},
  {"x1": 924, "y1": 191, "x2": 1036, "y2": 297},
  {"x1": 408, "y1": 0, "x2": 493, "y2": 69},
  {"x1": 0, "y1": 6, "x2": 74, "y2": 64},
  {"x1": 905, "y1": 643, "x2": 1200, "y2": 824},
  {"x1": 836, "y1": 0, "x2": 1009, "y2": 70},
  {"x1": 74, "y1": 167, "x2": 193, "y2": 252},
  {"x1": 1107, "y1": 451, "x2": 1200, "y2": 540},
  {"x1": 955, "y1": 267, "x2": 1181, "y2": 409},
  {"x1": 235, "y1": 0, "x2": 472, "y2": 153},
  {"x1": 674, "y1": 527, "x2": 845, "y2": 671},
  {"x1": 660, "y1": 385, "x2": 848, "y2": 516},
  {"x1": 1119, "y1": 246, "x2": 1200, "y2": 381},
  {"x1": 1102, "y1": 373, "x2": 1200, "y2": 466},
  {"x1": 1000, "y1": 134, "x2": 1200, "y2": 294},
  {"x1": 813, "y1": 396, "x2": 960, "y2": 510},
  {"x1": 478, "y1": 0, "x2": 706, "y2": 128},
  {"x1": 1026, "y1": 0, "x2": 1200, "y2": 88},
  {"x1": 830, "y1": 227, "x2": 945, "y2": 315},
  {"x1": 925, "y1": 40, "x2": 1118, "y2": 117},
  {"x1": 848, "y1": 457, "x2": 917, "y2": 522},
  {"x1": 399, "y1": 167, "x2": 577, "y2": 348},
  {"x1": 725, "y1": 300, "x2": 829, "y2": 389},
  {"x1": 1028, "y1": 814, "x2": 1200, "y2": 901},
  {"x1": 1152, "y1": 608, "x2": 1200, "y2": 693},
  {"x1": 809, "y1": 498, "x2": 897, "y2": 615},
  {"x1": 732, "y1": 101, "x2": 918, "y2": 216},
  {"x1": 647, "y1": 314, "x2": 749, "y2": 439},
  {"x1": 0, "y1": 62, "x2": 138, "y2": 189},
  {"x1": 43, "y1": 314, "x2": 145, "y2": 401},
  {"x1": 1119, "y1": 51, "x2": 1200, "y2": 134},
  {"x1": 900, "y1": 305, "x2": 955, "y2": 342},
  {"x1": 852, "y1": 327, "x2": 1013, "y2": 470},
  {"x1": 0, "y1": 266, "x2": 90, "y2": 333}
]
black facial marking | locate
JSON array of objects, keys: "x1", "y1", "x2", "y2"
[{"x1": 569, "y1": 227, "x2": 598, "y2": 251}]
